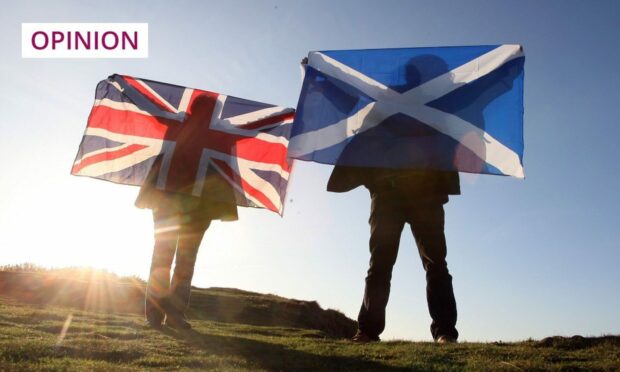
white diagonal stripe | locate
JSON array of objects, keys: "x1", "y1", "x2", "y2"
[
  {"x1": 74, "y1": 142, "x2": 133, "y2": 165},
  {"x1": 109, "y1": 80, "x2": 123, "y2": 92},
  {"x1": 210, "y1": 160, "x2": 268, "y2": 209},
  {"x1": 209, "y1": 96, "x2": 292, "y2": 145},
  {"x1": 74, "y1": 145, "x2": 161, "y2": 177},
  {"x1": 234, "y1": 157, "x2": 290, "y2": 178},
  {"x1": 394, "y1": 102, "x2": 524, "y2": 177},
  {"x1": 80, "y1": 128, "x2": 178, "y2": 182},
  {"x1": 108, "y1": 79, "x2": 185, "y2": 122},
  {"x1": 308, "y1": 52, "x2": 392, "y2": 103},
  {"x1": 210, "y1": 125, "x2": 290, "y2": 146},
  {"x1": 309, "y1": 45, "x2": 523, "y2": 106},
  {"x1": 240, "y1": 169, "x2": 283, "y2": 211},
  {"x1": 300, "y1": 46, "x2": 524, "y2": 177},
  {"x1": 403, "y1": 44, "x2": 524, "y2": 104},
  {"x1": 206, "y1": 151, "x2": 283, "y2": 212},
  {"x1": 134, "y1": 78, "x2": 179, "y2": 113},
  {"x1": 83, "y1": 127, "x2": 164, "y2": 146},
  {"x1": 76, "y1": 128, "x2": 175, "y2": 178},
  {"x1": 223, "y1": 106, "x2": 294, "y2": 126},
  {"x1": 101, "y1": 80, "x2": 186, "y2": 121},
  {"x1": 95, "y1": 98, "x2": 152, "y2": 116},
  {"x1": 290, "y1": 98, "x2": 523, "y2": 177},
  {"x1": 207, "y1": 150, "x2": 290, "y2": 183},
  {"x1": 289, "y1": 101, "x2": 384, "y2": 155}
]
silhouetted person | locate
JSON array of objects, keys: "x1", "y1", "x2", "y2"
[
  {"x1": 136, "y1": 95, "x2": 237, "y2": 329},
  {"x1": 304, "y1": 55, "x2": 460, "y2": 343},
  {"x1": 329, "y1": 167, "x2": 459, "y2": 343}
]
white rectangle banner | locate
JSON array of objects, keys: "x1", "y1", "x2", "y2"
[{"x1": 22, "y1": 23, "x2": 148, "y2": 58}]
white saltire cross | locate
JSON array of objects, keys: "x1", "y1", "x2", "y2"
[{"x1": 290, "y1": 45, "x2": 524, "y2": 178}]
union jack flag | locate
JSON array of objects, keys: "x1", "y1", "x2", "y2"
[{"x1": 72, "y1": 74, "x2": 295, "y2": 214}]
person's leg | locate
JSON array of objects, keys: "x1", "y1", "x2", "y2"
[
  {"x1": 167, "y1": 215, "x2": 210, "y2": 324},
  {"x1": 145, "y1": 210, "x2": 179, "y2": 325},
  {"x1": 357, "y1": 191, "x2": 405, "y2": 339},
  {"x1": 407, "y1": 198, "x2": 458, "y2": 341}
]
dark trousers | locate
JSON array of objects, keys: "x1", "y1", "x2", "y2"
[
  {"x1": 145, "y1": 209, "x2": 210, "y2": 323},
  {"x1": 358, "y1": 190, "x2": 458, "y2": 340}
]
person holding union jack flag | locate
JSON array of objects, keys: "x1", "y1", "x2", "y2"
[
  {"x1": 137, "y1": 95, "x2": 239, "y2": 330},
  {"x1": 72, "y1": 74, "x2": 295, "y2": 329}
]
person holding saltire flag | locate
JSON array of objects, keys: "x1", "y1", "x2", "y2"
[
  {"x1": 72, "y1": 74, "x2": 294, "y2": 329},
  {"x1": 292, "y1": 45, "x2": 525, "y2": 343}
]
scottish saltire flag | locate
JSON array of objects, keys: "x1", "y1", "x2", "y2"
[
  {"x1": 72, "y1": 74, "x2": 295, "y2": 214},
  {"x1": 289, "y1": 45, "x2": 525, "y2": 178}
]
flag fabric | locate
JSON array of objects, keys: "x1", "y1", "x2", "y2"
[
  {"x1": 289, "y1": 45, "x2": 525, "y2": 178},
  {"x1": 72, "y1": 74, "x2": 295, "y2": 214}
]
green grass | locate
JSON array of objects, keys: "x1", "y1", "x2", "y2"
[
  {"x1": 1, "y1": 267, "x2": 618, "y2": 371},
  {"x1": 1, "y1": 298, "x2": 619, "y2": 371}
]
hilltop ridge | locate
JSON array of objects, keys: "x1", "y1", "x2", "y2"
[{"x1": 0, "y1": 265, "x2": 356, "y2": 339}]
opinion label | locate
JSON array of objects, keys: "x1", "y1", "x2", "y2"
[{"x1": 22, "y1": 23, "x2": 149, "y2": 58}]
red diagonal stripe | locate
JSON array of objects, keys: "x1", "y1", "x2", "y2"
[
  {"x1": 212, "y1": 159, "x2": 278, "y2": 212},
  {"x1": 201, "y1": 132, "x2": 290, "y2": 173},
  {"x1": 122, "y1": 76, "x2": 177, "y2": 113},
  {"x1": 72, "y1": 144, "x2": 148, "y2": 174}
]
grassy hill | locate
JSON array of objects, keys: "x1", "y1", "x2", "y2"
[
  {"x1": 0, "y1": 266, "x2": 356, "y2": 339},
  {"x1": 1, "y1": 266, "x2": 619, "y2": 371}
]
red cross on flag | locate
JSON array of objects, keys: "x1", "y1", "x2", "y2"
[{"x1": 72, "y1": 74, "x2": 295, "y2": 214}]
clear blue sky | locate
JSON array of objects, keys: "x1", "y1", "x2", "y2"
[{"x1": 1, "y1": 0, "x2": 618, "y2": 342}]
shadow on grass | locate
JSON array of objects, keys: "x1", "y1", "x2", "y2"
[{"x1": 163, "y1": 328, "x2": 409, "y2": 372}]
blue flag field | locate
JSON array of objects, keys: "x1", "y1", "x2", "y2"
[{"x1": 289, "y1": 45, "x2": 525, "y2": 178}]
